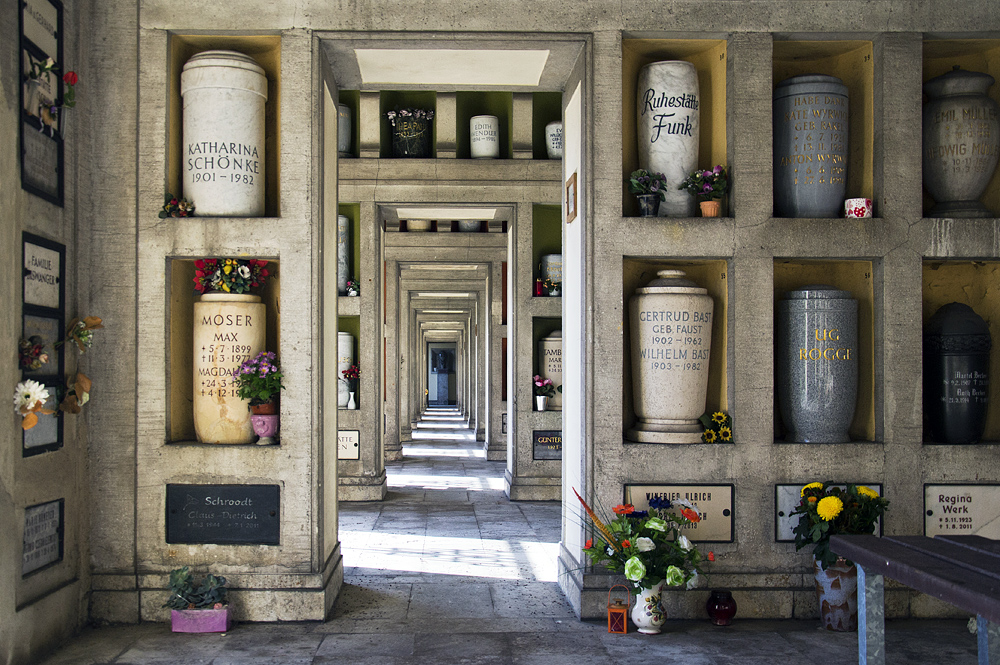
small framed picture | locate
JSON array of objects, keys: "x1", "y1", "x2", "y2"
[{"x1": 565, "y1": 171, "x2": 578, "y2": 223}]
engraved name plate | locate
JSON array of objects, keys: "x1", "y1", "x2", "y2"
[{"x1": 625, "y1": 484, "x2": 733, "y2": 542}]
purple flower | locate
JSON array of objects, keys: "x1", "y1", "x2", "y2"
[
  {"x1": 713, "y1": 165, "x2": 723, "y2": 174},
  {"x1": 703, "y1": 183, "x2": 712, "y2": 192},
  {"x1": 703, "y1": 170, "x2": 713, "y2": 178}
]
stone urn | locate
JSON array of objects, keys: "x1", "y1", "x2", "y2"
[
  {"x1": 470, "y1": 115, "x2": 500, "y2": 159},
  {"x1": 193, "y1": 293, "x2": 265, "y2": 443},
  {"x1": 773, "y1": 75, "x2": 849, "y2": 218},
  {"x1": 539, "y1": 254, "x2": 563, "y2": 286},
  {"x1": 181, "y1": 50, "x2": 267, "y2": 216},
  {"x1": 637, "y1": 61, "x2": 700, "y2": 217},
  {"x1": 337, "y1": 103, "x2": 352, "y2": 156},
  {"x1": 337, "y1": 331, "x2": 354, "y2": 409},
  {"x1": 545, "y1": 121, "x2": 563, "y2": 159},
  {"x1": 538, "y1": 331, "x2": 563, "y2": 411},
  {"x1": 923, "y1": 66, "x2": 1000, "y2": 218},
  {"x1": 337, "y1": 214, "x2": 350, "y2": 295},
  {"x1": 775, "y1": 285, "x2": 857, "y2": 443},
  {"x1": 627, "y1": 270, "x2": 713, "y2": 443},
  {"x1": 391, "y1": 115, "x2": 432, "y2": 158},
  {"x1": 923, "y1": 302, "x2": 991, "y2": 443}
]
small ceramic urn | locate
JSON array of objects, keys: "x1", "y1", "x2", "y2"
[
  {"x1": 923, "y1": 303, "x2": 991, "y2": 444},
  {"x1": 337, "y1": 214, "x2": 350, "y2": 295},
  {"x1": 181, "y1": 50, "x2": 267, "y2": 216},
  {"x1": 193, "y1": 293, "x2": 265, "y2": 443},
  {"x1": 540, "y1": 254, "x2": 563, "y2": 287},
  {"x1": 338, "y1": 331, "x2": 354, "y2": 409},
  {"x1": 627, "y1": 270, "x2": 713, "y2": 443},
  {"x1": 923, "y1": 66, "x2": 1000, "y2": 218},
  {"x1": 773, "y1": 75, "x2": 849, "y2": 218},
  {"x1": 636, "y1": 61, "x2": 700, "y2": 217},
  {"x1": 470, "y1": 115, "x2": 500, "y2": 158},
  {"x1": 538, "y1": 331, "x2": 563, "y2": 411},
  {"x1": 545, "y1": 121, "x2": 563, "y2": 159},
  {"x1": 775, "y1": 285, "x2": 858, "y2": 442},
  {"x1": 337, "y1": 103, "x2": 352, "y2": 156}
]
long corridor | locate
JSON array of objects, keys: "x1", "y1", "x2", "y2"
[{"x1": 36, "y1": 411, "x2": 981, "y2": 664}]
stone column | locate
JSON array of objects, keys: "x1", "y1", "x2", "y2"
[
  {"x1": 488, "y1": 260, "x2": 507, "y2": 459},
  {"x1": 384, "y1": 259, "x2": 403, "y2": 460}
]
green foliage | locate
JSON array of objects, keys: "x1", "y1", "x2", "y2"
[
  {"x1": 791, "y1": 482, "x2": 890, "y2": 570},
  {"x1": 627, "y1": 169, "x2": 668, "y2": 200},
  {"x1": 678, "y1": 165, "x2": 729, "y2": 201},
  {"x1": 163, "y1": 566, "x2": 229, "y2": 610}
]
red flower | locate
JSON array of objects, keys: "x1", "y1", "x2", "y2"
[
  {"x1": 621, "y1": 540, "x2": 630, "y2": 548},
  {"x1": 680, "y1": 507, "x2": 701, "y2": 523},
  {"x1": 612, "y1": 504, "x2": 634, "y2": 515},
  {"x1": 63, "y1": 71, "x2": 78, "y2": 85},
  {"x1": 585, "y1": 539, "x2": 593, "y2": 549},
  {"x1": 707, "y1": 551, "x2": 715, "y2": 562}
]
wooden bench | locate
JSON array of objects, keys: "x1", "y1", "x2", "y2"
[{"x1": 830, "y1": 534, "x2": 1000, "y2": 665}]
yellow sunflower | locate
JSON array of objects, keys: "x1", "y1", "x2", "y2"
[
  {"x1": 856, "y1": 485, "x2": 879, "y2": 500},
  {"x1": 817, "y1": 496, "x2": 844, "y2": 521},
  {"x1": 718, "y1": 426, "x2": 732, "y2": 441},
  {"x1": 712, "y1": 412, "x2": 727, "y2": 424},
  {"x1": 703, "y1": 429, "x2": 718, "y2": 443},
  {"x1": 800, "y1": 482, "x2": 824, "y2": 497}
]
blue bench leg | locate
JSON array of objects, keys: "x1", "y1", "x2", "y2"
[
  {"x1": 858, "y1": 565, "x2": 885, "y2": 665},
  {"x1": 977, "y1": 615, "x2": 1000, "y2": 665}
]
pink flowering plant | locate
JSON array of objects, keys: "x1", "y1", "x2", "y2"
[
  {"x1": 679, "y1": 165, "x2": 729, "y2": 201},
  {"x1": 232, "y1": 351, "x2": 284, "y2": 406},
  {"x1": 533, "y1": 375, "x2": 561, "y2": 398}
]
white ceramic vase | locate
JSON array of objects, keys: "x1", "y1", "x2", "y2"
[
  {"x1": 636, "y1": 61, "x2": 700, "y2": 217},
  {"x1": 337, "y1": 331, "x2": 354, "y2": 408},
  {"x1": 337, "y1": 214, "x2": 350, "y2": 295},
  {"x1": 545, "y1": 121, "x2": 563, "y2": 159},
  {"x1": 631, "y1": 580, "x2": 667, "y2": 635}
]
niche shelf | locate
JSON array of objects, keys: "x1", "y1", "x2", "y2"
[
  {"x1": 456, "y1": 91, "x2": 513, "y2": 159},
  {"x1": 922, "y1": 260, "x2": 1000, "y2": 443},
  {"x1": 772, "y1": 39, "x2": 875, "y2": 216},
  {"x1": 532, "y1": 91, "x2": 563, "y2": 160},
  {"x1": 532, "y1": 203, "x2": 562, "y2": 298},
  {"x1": 621, "y1": 38, "x2": 728, "y2": 218},
  {"x1": 379, "y1": 90, "x2": 437, "y2": 159},
  {"x1": 622, "y1": 259, "x2": 729, "y2": 441},
  {"x1": 168, "y1": 34, "x2": 281, "y2": 217},
  {"x1": 167, "y1": 258, "x2": 281, "y2": 443},
  {"x1": 772, "y1": 259, "x2": 875, "y2": 443}
]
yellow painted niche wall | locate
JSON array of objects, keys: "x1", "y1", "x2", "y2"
[
  {"x1": 622, "y1": 39, "x2": 728, "y2": 217},
  {"x1": 922, "y1": 261, "x2": 1000, "y2": 441},
  {"x1": 169, "y1": 259, "x2": 281, "y2": 442},
  {"x1": 773, "y1": 259, "x2": 875, "y2": 442},
  {"x1": 622, "y1": 259, "x2": 729, "y2": 437}
]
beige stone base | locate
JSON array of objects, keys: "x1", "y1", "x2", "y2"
[
  {"x1": 626, "y1": 428, "x2": 704, "y2": 444},
  {"x1": 505, "y1": 469, "x2": 560, "y2": 500},
  {"x1": 338, "y1": 473, "x2": 388, "y2": 501}
]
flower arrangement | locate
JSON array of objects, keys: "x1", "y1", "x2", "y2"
[
  {"x1": 27, "y1": 56, "x2": 57, "y2": 82},
  {"x1": 58, "y1": 373, "x2": 92, "y2": 414},
  {"x1": 160, "y1": 194, "x2": 195, "y2": 218},
  {"x1": 574, "y1": 488, "x2": 705, "y2": 590},
  {"x1": 232, "y1": 351, "x2": 284, "y2": 406},
  {"x1": 385, "y1": 108, "x2": 435, "y2": 126},
  {"x1": 792, "y1": 482, "x2": 890, "y2": 570},
  {"x1": 543, "y1": 279, "x2": 561, "y2": 296},
  {"x1": 13, "y1": 380, "x2": 54, "y2": 430},
  {"x1": 193, "y1": 258, "x2": 269, "y2": 294},
  {"x1": 163, "y1": 567, "x2": 228, "y2": 610},
  {"x1": 627, "y1": 169, "x2": 668, "y2": 201},
  {"x1": 18, "y1": 336, "x2": 49, "y2": 370},
  {"x1": 342, "y1": 364, "x2": 360, "y2": 390},
  {"x1": 700, "y1": 411, "x2": 732, "y2": 443},
  {"x1": 346, "y1": 278, "x2": 360, "y2": 296},
  {"x1": 679, "y1": 165, "x2": 729, "y2": 201},
  {"x1": 533, "y1": 375, "x2": 561, "y2": 398},
  {"x1": 56, "y1": 316, "x2": 103, "y2": 354}
]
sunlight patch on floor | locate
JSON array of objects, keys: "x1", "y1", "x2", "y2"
[
  {"x1": 410, "y1": 430, "x2": 476, "y2": 440},
  {"x1": 401, "y1": 446, "x2": 485, "y2": 458},
  {"x1": 387, "y1": 473, "x2": 505, "y2": 491}
]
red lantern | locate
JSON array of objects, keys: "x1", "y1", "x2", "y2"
[{"x1": 608, "y1": 585, "x2": 630, "y2": 634}]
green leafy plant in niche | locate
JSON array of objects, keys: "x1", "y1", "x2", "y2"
[{"x1": 163, "y1": 566, "x2": 229, "y2": 610}]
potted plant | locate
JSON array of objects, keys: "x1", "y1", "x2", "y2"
[
  {"x1": 342, "y1": 364, "x2": 360, "y2": 409},
  {"x1": 574, "y1": 489, "x2": 706, "y2": 634},
  {"x1": 679, "y1": 165, "x2": 729, "y2": 217},
  {"x1": 533, "y1": 375, "x2": 560, "y2": 411},
  {"x1": 386, "y1": 108, "x2": 435, "y2": 158},
  {"x1": 163, "y1": 566, "x2": 231, "y2": 633},
  {"x1": 192, "y1": 258, "x2": 269, "y2": 295},
  {"x1": 627, "y1": 169, "x2": 668, "y2": 217},
  {"x1": 233, "y1": 351, "x2": 284, "y2": 444},
  {"x1": 791, "y1": 482, "x2": 890, "y2": 631}
]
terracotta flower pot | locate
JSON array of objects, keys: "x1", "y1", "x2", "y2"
[
  {"x1": 250, "y1": 401, "x2": 277, "y2": 415},
  {"x1": 699, "y1": 200, "x2": 721, "y2": 217}
]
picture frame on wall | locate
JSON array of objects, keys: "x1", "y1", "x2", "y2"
[
  {"x1": 565, "y1": 171, "x2": 578, "y2": 223},
  {"x1": 19, "y1": 0, "x2": 65, "y2": 206}
]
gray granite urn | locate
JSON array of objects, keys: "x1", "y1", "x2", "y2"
[
  {"x1": 776, "y1": 285, "x2": 857, "y2": 442},
  {"x1": 773, "y1": 75, "x2": 849, "y2": 218},
  {"x1": 627, "y1": 270, "x2": 713, "y2": 443}
]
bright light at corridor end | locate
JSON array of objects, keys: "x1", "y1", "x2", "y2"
[{"x1": 355, "y1": 49, "x2": 549, "y2": 87}]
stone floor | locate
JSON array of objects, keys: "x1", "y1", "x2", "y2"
[{"x1": 36, "y1": 407, "x2": 981, "y2": 664}]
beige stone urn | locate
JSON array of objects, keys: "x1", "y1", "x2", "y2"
[{"x1": 193, "y1": 293, "x2": 265, "y2": 443}]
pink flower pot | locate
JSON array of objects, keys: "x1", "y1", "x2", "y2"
[
  {"x1": 171, "y1": 608, "x2": 231, "y2": 633},
  {"x1": 251, "y1": 414, "x2": 278, "y2": 444}
]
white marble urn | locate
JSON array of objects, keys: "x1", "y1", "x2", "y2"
[
  {"x1": 337, "y1": 103, "x2": 352, "y2": 156},
  {"x1": 470, "y1": 115, "x2": 500, "y2": 159},
  {"x1": 538, "y1": 331, "x2": 563, "y2": 411},
  {"x1": 181, "y1": 50, "x2": 268, "y2": 217},
  {"x1": 636, "y1": 61, "x2": 700, "y2": 217},
  {"x1": 627, "y1": 270, "x2": 713, "y2": 443},
  {"x1": 545, "y1": 121, "x2": 563, "y2": 159},
  {"x1": 337, "y1": 331, "x2": 354, "y2": 409},
  {"x1": 337, "y1": 214, "x2": 350, "y2": 295}
]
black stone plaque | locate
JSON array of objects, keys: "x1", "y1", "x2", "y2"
[
  {"x1": 166, "y1": 484, "x2": 279, "y2": 545},
  {"x1": 532, "y1": 430, "x2": 562, "y2": 460}
]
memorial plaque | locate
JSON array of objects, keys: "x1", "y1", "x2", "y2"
[
  {"x1": 22, "y1": 0, "x2": 59, "y2": 56},
  {"x1": 19, "y1": 0, "x2": 63, "y2": 206},
  {"x1": 338, "y1": 430, "x2": 360, "y2": 460},
  {"x1": 23, "y1": 235, "x2": 63, "y2": 310},
  {"x1": 167, "y1": 484, "x2": 279, "y2": 545},
  {"x1": 775, "y1": 483, "x2": 883, "y2": 542},
  {"x1": 502, "y1": 412, "x2": 507, "y2": 435},
  {"x1": 532, "y1": 430, "x2": 562, "y2": 460},
  {"x1": 625, "y1": 484, "x2": 734, "y2": 542},
  {"x1": 21, "y1": 123, "x2": 61, "y2": 201},
  {"x1": 924, "y1": 484, "x2": 1000, "y2": 539},
  {"x1": 22, "y1": 499, "x2": 63, "y2": 576}
]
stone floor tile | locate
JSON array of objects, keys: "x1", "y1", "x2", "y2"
[
  {"x1": 327, "y1": 582, "x2": 412, "y2": 621},
  {"x1": 412, "y1": 632, "x2": 513, "y2": 664},
  {"x1": 407, "y1": 582, "x2": 495, "y2": 619},
  {"x1": 315, "y1": 632, "x2": 415, "y2": 658}
]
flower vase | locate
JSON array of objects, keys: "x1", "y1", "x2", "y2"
[
  {"x1": 250, "y1": 414, "x2": 278, "y2": 445},
  {"x1": 348, "y1": 391, "x2": 356, "y2": 410},
  {"x1": 631, "y1": 580, "x2": 666, "y2": 634},
  {"x1": 699, "y1": 200, "x2": 721, "y2": 217},
  {"x1": 535, "y1": 396, "x2": 548, "y2": 412},
  {"x1": 813, "y1": 558, "x2": 858, "y2": 632},
  {"x1": 636, "y1": 194, "x2": 660, "y2": 217}
]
